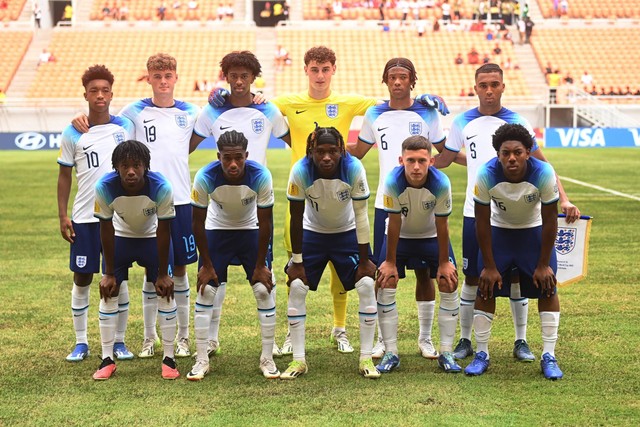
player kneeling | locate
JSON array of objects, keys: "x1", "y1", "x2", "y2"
[
  {"x1": 465, "y1": 123, "x2": 563, "y2": 380},
  {"x1": 187, "y1": 130, "x2": 279, "y2": 381},
  {"x1": 281, "y1": 125, "x2": 380, "y2": 380}
]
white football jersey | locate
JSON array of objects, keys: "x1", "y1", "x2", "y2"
[
  {"x1": 57, "y1": 116, "x2": 133, "y2": 223},
  {"x1": 119, "y1": 99, "x2": 200, "y2": 205}
]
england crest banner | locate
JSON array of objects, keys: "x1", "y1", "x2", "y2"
[{"x1": 555, "y1": 215, "x2": 592, "y2": 286}]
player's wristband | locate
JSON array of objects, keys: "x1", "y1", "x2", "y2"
[{"x1": 291, "y1": 253, "x2": 303, "y2": 263}]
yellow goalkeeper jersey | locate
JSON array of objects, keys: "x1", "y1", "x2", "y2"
[{"x1": 272, "y1": 91, "x2": 377, "y2": 167}]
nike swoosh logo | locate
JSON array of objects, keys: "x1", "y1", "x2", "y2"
[
  {"x1": 82, "y1": 145, "x2": 94, "y2": 150},
  {"x1": 377, "y1": 127, "x2": 389, "y2": 131},
  {"x1": 167, "y1": 316, "x2": 176, "y2": 321},
  {"x1": 452, "y1": 313, "x2": 459, "y2": 317},
  {"x1": 195, "y1": 310, "x2": 204, "y2": 313},
  {"x1": 295, "y1": 110, "x2": 307, "y2": 114},
  {"x1": 364, "y1": 319, "x2": 375, "y2": 325},
  {"x1": 143, "y1": 119, "x2": 155, "y2": 123},
  {"x1": 73, "y1": 313, "x2": 84, "y2": 317},
  {"x1": 187, "y1": 254, "x2": 196, "y2": 259},
  {"x1": 147, "y1": 296, "x2": 157, "y2": 300},
  {"x1": 99, "y1": 317, "x2": 108, "y2": 321},
  {"x1": 266, "y1": 313, "x2": 275, "y2": 317},
  {"x1": 220, "y1": 126, "x2": 232, "y2": 130},
  {"x1": 466, "y1": 135, "x2": 477, "y2": 140},
  {"x1": 382, "y1": 309, "x2": 394, "y2": 314},
  {"x1": 290, "y1": 322, "x2": 300, "y2": 326}
]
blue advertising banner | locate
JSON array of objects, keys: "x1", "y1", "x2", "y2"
[
  {"x1": 0, "y1": 132, "x2": 288, "y2": 150},
  {"x1": 545, "y1": 128, "x2": 640, "y2": 148}
]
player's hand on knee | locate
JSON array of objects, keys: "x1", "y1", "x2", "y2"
[
  {"x1": 560, "y1": 201, "x2": 581, "y2": 224},
  {"x1": 208, "y1": 88, "x2": 230, "y2": 107},
  {"x1": 99, "y1": 274, "x2": 117, "y2": 301},
  {"x1": 252, "y1": 265, "x2": 273, "y2": 292},
  {"x1": 197, "y1": 265, "x2": 218, "y2": 294},
  {"x1": 479, "y1": 267, "x2": 501, "y2": 300},
  {"x1": 376, "y1": 261, "x2": 398, "y2": 288},
  {"x1": 533, "y1": 266, "x2": 557, "y2": 297},
  {"x1": 356, "y1": 259, "x2": 377, "y2": 283},
  {"x1": 437, "y1": 262, "x2": 458, "y2": 292},
  {"x1": 155, "y1": 274, "x2": 175, "y2": 302},
  {"x1": 285, "y1": 261, "x2": 306, "y2": 286},
  {"x1": 416, "y1": 93, "x2": 450, "y2": 116}
]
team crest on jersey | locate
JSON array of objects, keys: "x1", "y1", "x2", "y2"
[
  {"x1": 75, "y1": 256, "x2": 87, "y2": 268},
  {"x1": 113, "y1": 132, "x2": 126, "y2": 144},
  {"x1": 326, "y1": 104, "x2": 338, "y2": 118},
  {"x1": 251, "y1": 119, "x2": 265, "y2": 134},
  {"x1": 422, "y1": 200, "x2": 436, "y2": 210},
  {"x1": 555, "y1": 227, "x2": 576, "y2": 255},
  {"x1": 143, "y1": 207, "x2": 157, "y2": 216},
  {"x1": 242, "y1": 195, "x2": 256, "y2": 206},
  {"x1": 523, "y1": 193, "x2": 539, "y2": 203},
  {"x1": 409, "y1": 122, "x2": 422, "y2": 135},
  {"x1": 175, "y1": 114, "x2": 188, "y2": 129},
  {"x1": 337, "y1": 189, "x2": 350, "y2": 202}
]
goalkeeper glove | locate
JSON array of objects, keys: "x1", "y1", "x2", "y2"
[
  {"x1": 208, "y1": 88, "x2": 230, "y2": 107},
  {"x1": 416, "y1": 93, "x2": 450, "y2": 116}
]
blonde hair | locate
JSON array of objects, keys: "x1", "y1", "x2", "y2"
[{"x1": 147, "y1": 53, "x2": 177, "y2": 72}]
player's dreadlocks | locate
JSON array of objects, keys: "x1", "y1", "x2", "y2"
[
  {"x1": 217, "y1": 130, "x2": 248, "y2": 151},
  {"x1": 382, "y1": 57, "x2": 417, "y2": 90},
  {"x1": 306, "y1": 123, "x2": 346, "y2": 158},
  {"x1": 81, "y1": 64, "x2": 114, "y2": 88},
  {"x1": 112, "y1": 140, "x2": 151, "y2": 172}
]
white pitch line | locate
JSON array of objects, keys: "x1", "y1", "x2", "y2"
[{"x1": 559, "y1": 176, "x2": 640, "y2": 202}]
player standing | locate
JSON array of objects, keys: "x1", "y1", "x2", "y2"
[
  {"x1": 375, "y1": 136, "x2": 460, "y2": 373},
  {"x1": 280, "y1": 126, "x2": 379, "y2": 380},
  {"x1": 435, "y1": 63, "x2": 579, "y2": 362},
  {"x1": 190, "y1": 51, "x2": 289, "y2": 358},
  {"x1": 187, "y1": 130, "x2": 279, "y2": 381},
  {"x1": 465, "y1": 123, "x2": 563, "y2": 380},
  {"x1": 57, "y1": 64, "x2": 134, "y2": 362},
  {"x1": 93, "y1": 140, "x2": 178, "y2": 380}
]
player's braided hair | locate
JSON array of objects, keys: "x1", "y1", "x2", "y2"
[
  {"x1": 492, "y1": 123, "x2": 534, "y2": 152},
  {"x1": 217, "y1": 130, "x2": 248, "y2": 151},
  {"x1": 220, "y1": 51, "x2": 262, "y2": 78},
  {"x1": 81, "y1": 64, "x2": 114, "y2": 88},
  {"x1": 382, "y1": 57, "x2": 417, "y2": 90},
  {"x1": 112, "y1": 140, "x2": 151, "y2": 172},
  {"x1": 475, "y1": 63, "x2": 503, "y2": 80},
  {"x1": 306, "y1": 123, "x2": 346, "y2": 158}
]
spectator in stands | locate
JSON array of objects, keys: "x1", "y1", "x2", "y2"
[
  {"x1": 173, "y1": 1, "x2": 182, "y2": 9},
  {"x1": 62, "y1": 2, "x2": 73, "y2": 22},
  {"x1": 524, "y1": 16, "x2": 534, "y2": 44},
  {"x1": 522, "y1": 2, "x2": 529, "y2": 18},
  {"x1": 416, "y1": 20, "x2": 426, "y2": 37},
  {"x1": 188, "y1": 0, "x2": 198, "y2": 10},
  {"x1": 622, "y1": 86, "x2": 632, "y2": 96},
  {"x1": 459, "y1": 88, "x2": 467, "y2": 96},
  {"x1": 607, "y1": 87, "x2": 618, "y2": 96},
  {"x1": 275, "y1": 45, "x2": 290, "y2": 71},
  {"x1": 157, "y1": 2, "x2": 167, "y2": 20},
  {"x1": 284, "y1": 0, "x2": 290, "y2": 20},
  {"x1": 492, "y1": 43, "x2": 502, "y2": 56},
  {"x1": 0, "y1": 0, "x2": 7, "y2": 10},
  {"x1": 102, "y1": 2, "x2": 111, "y2": 18},
  {"x1": 588, "y1": 86, "x2": 597, "y2": 96},
  {"x1": 563, "y1": 72, "x2": 574, "y2": 85},
  {"x1": 559, "y1": 0, "x2": 568, "y2": 16},
  {"x1": 379, "y1": 1, "x2": 385, "y2": 20},
  {"x1": 397, "y1": 0, "x2": 409, "y2": 22},
  {"x1": 502, "y1": 57, "x2": 512, "y2": 70},
  {"x1": 553, "y1": 0, "x2": 559, "y2": 17},
  {"x1": 411, "y1": 0, "x2": 421, "y2": 21},
  {"x1": 194, "y1": 79, "x2": 208, "y2": 92},
  {"x1": 467, "y1": 47, "x2": 480, "y2": 65},
  {"x1": 441, "y1": 0, "x2": 452, "y2": 23},
  {"x1": 432, "y1": 17, "x2": 440, "y2": 31},
  {"x1": 217, "y1": 2, "x2": 225, "y2": 19},
  {"x1": 517, "y1": 16, "x2": 525, "y2": 45},
  {"x1": 34, "y1": 3, "x2": 42, "y2": 28},
  {"x1": 467, "y1": 87, "x2": 475, "y2": 96},
  {"x1": 544, "y1": 62, "x2": 553, "y2": 75},
  {"x1": 120, "y1": 2, "x2": 129, "y2": 20},
  {"x1": 580, "y1": 71, "x2": 593, "y2": 87},
  {"x1": 38, "y1": 48, "x2": 53, "y2": 67},
  {"x1": 482, "y1": 52, "x2": 491, "y2": 64},
  {"x1": 453, "y1": 0, "x2": 461, "y2": 20},
  {"x1": 225, "y1": 2, "x2": 234, "y2": 19},
  {"x1": 634, "y1": 88, "x2": 640, "y2": 96},
  {"x1": 454, "y1": 53, "x2": 464, "y2": 65},
  {"x1": 332, "y1": 1, "x2": 343, "y2": 18},
  {"x1": 598, "y1": 87, "x2": 606, "y2": 96},
  {"x1": 485, "y1": 29, "x2": 494, "y2": 41},
  {"x1": 548, "y1": 69, "x2": 561, "y2": 103}
]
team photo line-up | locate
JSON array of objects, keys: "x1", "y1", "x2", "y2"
[{"x1": 57, "y1": 45, "x2": 580, "y2": 382}]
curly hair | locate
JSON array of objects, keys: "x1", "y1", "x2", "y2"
[
  {"x1": 146, "y1": 53, "x2": 177, "y2": 72},
  {"x1": 306, "y1": 123, "x2": 345, "y2": 157},
  {"x1": 304, "y1": 46, "x2": 336, "y2": 66},
  {"x1": 81, "y1": 64, "x2": 114, "y2": 88},
  {"x1": 112, "y1": 140, "x2": 151, "y2": 172},
  {"x1": 382, "y1": 57, "x2": 417, "y2": 90},
  {"x1": 492, "y1": 123, "x2": 534, "y2": 152},
  {"x1": 220, "y1": 51, "x2": 261, "y2": 77}
]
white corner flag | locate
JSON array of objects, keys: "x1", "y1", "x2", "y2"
[{"x1": 555, "y1": 215, "x2": 592, "y2": 286}]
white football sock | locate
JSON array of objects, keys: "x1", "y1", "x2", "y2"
[
  {"x1": 71, "y1": 283, "x2": 90, "y2": 344},
  {"x1": 142, "y1": 279, "x2": 158, "y2": 340},
  {"x1": 287, "y1": 279, "x2": 308, "y2": 362},
  {"x1": 509, "y1": 282, "x2": 529, "y2": 342},
  {"x1": 377, "y1": 288, "x2": 398, "y2": 355},
  {"x1": 194, "y1": 285, "x2": 216, "y2": 363},
  {"x1": 252, "y1": 282, "x2": 276, "y2": 360},
  {"x1": 158, "y1": 297, "x2": 177, "y2": 359},
  {"x1": 115, "y1": 280, "x2": 129, "y2": 343},
  {"x1": 99, "y1": 297, "x2": 118, "y2": 360},
  {"x1": 208, "y1": 282, "x2": 226, "y2": 342},
  {"x1": 173, "y1": 274, "x2": 190, "y2": 340},
  {"x1": 356, "y1": 276, "x2": 377, "y2": 360},
  {"x1": 417, "y1": 300, "x2": 436, "y2": 341},
  {"x1": 438, "y1": 291, "x2": 459, "y2": 352},
  {"x1": 540, "y1": 311, "x2": 560, "y2": 357},
  {"x1": 459, "y1": 281, "x2": 477, "y2": 340},
  {"x1": 473, "y1": 309, "x2": 494, "y2": 359}
]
